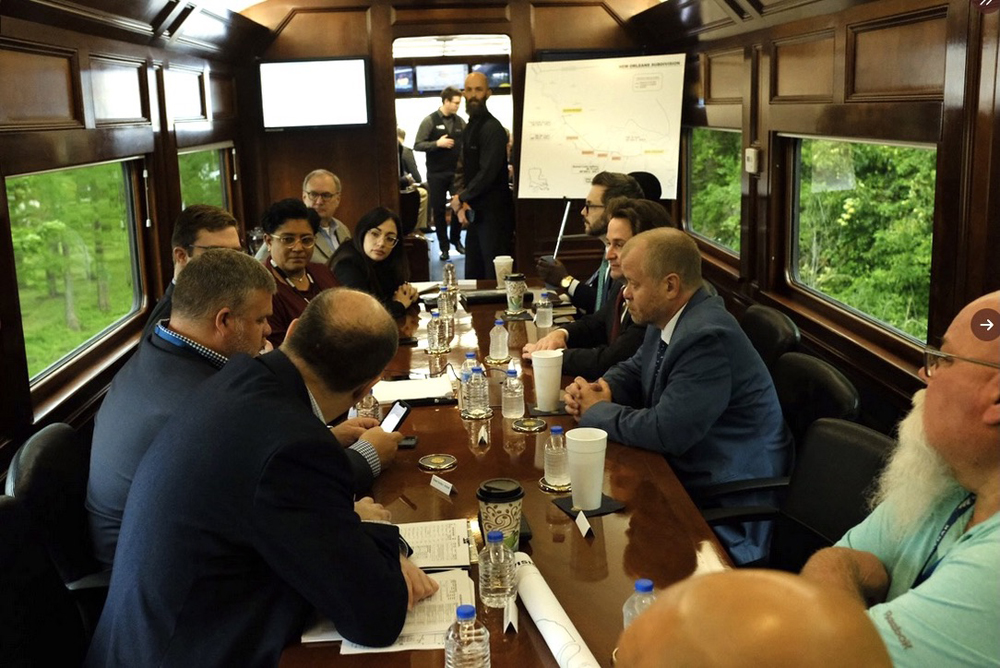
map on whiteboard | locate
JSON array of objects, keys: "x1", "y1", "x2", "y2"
[{"x1": 517, "y1": 54, "x2": 686, "y2": 200}]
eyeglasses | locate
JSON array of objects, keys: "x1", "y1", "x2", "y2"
[
  {"x1": 367, "y1": 228, "x2": 399, "y2": 247},
  {"x1": 268, "y1": 234, "x2": 316, "y2": 249},
  {"x1": 923, "y1": 346, "x2": 1000, "y2": 378},
  {"x1": 583, "y1": 202, "x2": 605, "y2": 212},
  {"x1": 304, "y1": 191, "x2": 340, "y2": 202}
]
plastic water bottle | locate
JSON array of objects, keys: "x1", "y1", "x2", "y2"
[
  {"x1": 459, "y1": 352, "x2": 478, "y2": 411},
  {"x1": 535, "y1": 292, "x2": 553, "y2": 328},
  {"x1": 622, "y1": 578, "x2": 657, "y2": 629},
  {"x1": 478, "y1": 530, "x2": 516, "y2": 609},
  {"x1": 489, "y1": 320, "x2": 509, "y2": 360},
  {"x1": 543, "y1": 426, "x2": 570, "y2": 487},
  {"x1": 501, "y1": 368, "x2": 525, "y2": 418},
  {"x1": 444, "y1": 604, "x2": 491, "y2": 667},
  {"x1": 438, "y1": 286, "x2": 455, "y2": 342},
  {"x1": 354, "y1": 389, "x2": 381, "y2": 420},
  {"x1": 465, "y1": 367, "x2": 490, "y2": 419},
  {"x1": 443, "y1": 261, "x2": 458, "y2": 290},
  {"x1": 428, "y1": 310, "x2": 450, "y2": 354}
]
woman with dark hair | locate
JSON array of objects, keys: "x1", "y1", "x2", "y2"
[{"x1": 330, "y1": 207, "x2": 417, "y2": 318}]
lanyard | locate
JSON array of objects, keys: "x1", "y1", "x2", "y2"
[
  {"x1": 911, "y1": 492, "x2": 975, "y2": 589},
  {"x1": 270, "y1": 260, "x2": 314, "y2": 304}
]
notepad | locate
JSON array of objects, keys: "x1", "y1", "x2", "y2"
[
  {"x1": 398, "y1": 518, "x2": 473, "y2": 570},
  {"x1": 372, "y1": 376, "x2": 454, "y2": 404}
]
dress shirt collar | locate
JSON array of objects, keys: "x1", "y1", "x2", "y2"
[
  {"x1": 305, "y1": 386, "x2": 326, "y2": 424},
  {"x1": 660, "y1": 302, "x2": 688, "y2": 345},
  {"x1": 154, "y1": 322, "x2": 228, "y2": 369}
]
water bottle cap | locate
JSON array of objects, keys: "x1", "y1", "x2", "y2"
[
  {"x1": 495, "y1": 319, "x2": 504, "y2": 326},
  {"x1": 486, "y1": 530, "x2": 504, "y2": 543},
  {"x1": 440, "y1": 286, "x2": 448, "y2": 292},
  {"x1": 456, "y1": 604, "x2": 476, "y2": 621},
  {"x1": 431, "y1": 310, "x2": 440, "y2": 317},
  {"x1": 472, "y1": 366, "x2": 483, "y2": 374},
  {"x1": 635, "y1": 578, "x2": 654, "y2": 593},
  {"x1": 550, "y1": 426, "x2": 563, "y2": 435},
  {"x1": 466, "y1": 352, "x2": 477, "y2": 359},
  {"x1": 506, "y1": 368, "x2": 517, "y2": 377}
]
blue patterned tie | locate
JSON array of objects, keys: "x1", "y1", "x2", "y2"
[
  {"x1": 594, "y1": 259, "x2": 609, "y2": 311},
  {"x1": 654, "y1": 339, "x2": 668, "y2": 377}
]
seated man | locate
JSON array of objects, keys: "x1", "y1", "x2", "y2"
[
  {"x1": 616, "y1": 570, "x2": 892, "y2": 667},
  {"x1": 143, "y1": 204, "x2": 243, "y2": 337},
  {"x1": 86, "y1": 289, "x2": 438, "y2": 667},
  {"x1": 523, "y1": 197, "x2": 672, "y2": 378},
  {"x1": 801, "y1": 292, "x2": 1000, "y2": 667},
  {"x1": 564, "y1": 229, "x2": 789, "y2": 564}
]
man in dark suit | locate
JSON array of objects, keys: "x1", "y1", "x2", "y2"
[
  {"x1": 143, "y1": 205, "x2": 243, "y2": 337},
  {"x1": 523, "y1": 197, "x2": 674, "y2": 378},
  {"x1": 536, "y1": 171, "x2": 645, "y2": 314},
  {"x1": 565, "y1": 229, "x2": 790, "y2": 565},
  {"x1": 86, "y1": 288, "x2": 438, "y2": 667}
]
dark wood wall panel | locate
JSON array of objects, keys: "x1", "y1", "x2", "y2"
[
  {"x1": 772, "y1": 32, "x2": 834, "y2": 101},
  {"x1": 210, "y1": 73, "x2": 237, "y2": 119},
  {"x1": 848, "y1": 11, "x2": 947, "y2": 99},
  {"x1": 705, "y1": 49, "x2": 743, "y2": 102},
  {"x1": 165, "y1": 66, "x2": 206, "y2": 120},
  {"x1": 0, "y1": 45, "x2": 79, "y2": 129},
  {"x1": 91, "y1": 56, "x2": 147, "y2": 123},
  {"x1": 268, "y1": 9, "x2": 370, "y2": 59},
  {"x1": 531, "y1": 4, "x2": 634, "y2": 50},
  {"x1": 392, "y1": 4, "x2": 510, "y2": 24}
]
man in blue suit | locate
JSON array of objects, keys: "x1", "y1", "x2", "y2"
[
  {"x1": 565, "y1": 228, "x2": 790, "y2": 564},
  {"x1": 87, "y1": 289, "x2": 438, "y2": 667}
]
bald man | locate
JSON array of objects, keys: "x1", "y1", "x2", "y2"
[
  {"x1": 616, "y1": 570, "x2": 892, "y2": 668},
  {"x1": 449, "y1": 71, "x2": 513, "y2": 279}
]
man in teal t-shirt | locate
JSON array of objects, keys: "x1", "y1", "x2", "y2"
[{"x1": 802, "y1": 291, "x2": 1000, "y2": 667}]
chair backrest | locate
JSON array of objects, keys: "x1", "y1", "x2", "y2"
[
  {"x1": 398, "y1": 188, "x2": 420, "y2": 237},
  {"x1": 5, "y1": 422, "x2": 100, "y2": 583},
  {"x1": 769, "y1": 418, "x2": 894, "y2": 571},
  {"x1": 772, "y1": 351, "x2": 860, "y2": 448},
  {"x1": 0, "y1": 495, "x2": 89, "y2": 665},
  {"x1": 740, "y1": 305, "x2": 800, "y2": 371}
]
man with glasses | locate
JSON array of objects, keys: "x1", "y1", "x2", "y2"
[
  {"x1": 536, "y1": 171, "x2": 644, "y2": 314},
  {"x1": 257, "y1": 169, "x2": 351, "y2": 266},
  {"x1": 802, "y1": 292, "x2": 1000, "y2": 667},
  {"x1": 144, "y1": 204, "x2": 243, "y2": 337}
]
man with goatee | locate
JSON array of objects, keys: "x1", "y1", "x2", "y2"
[{"x1": 801, "y1": 291, "x2": 1000, "y2": 667}]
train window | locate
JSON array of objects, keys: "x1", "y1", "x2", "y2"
[
  {"x1": 178, "y1": 147, "x2": 227, "y2": 210},
  {"x1": 5, "y1": 161, "x2": 142, "y2": 381},
  {"x1": 792, "y1": 137, "x2": 936, "y2": 341},
  {"x1": 687, "y1": 127, "x2": 742, "y2": 254}
]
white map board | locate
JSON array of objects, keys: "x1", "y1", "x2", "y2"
[{"x1": 517, "y1": 54, "x2": 686, "y2": 200}]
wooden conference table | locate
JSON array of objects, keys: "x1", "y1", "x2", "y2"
[{"x1": 280, "y1": 288, "x2": 730, "y2": 668}]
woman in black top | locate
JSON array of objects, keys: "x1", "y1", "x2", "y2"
[{"x1": 331, "y1": 207, "x2": 417, "y2": 318}]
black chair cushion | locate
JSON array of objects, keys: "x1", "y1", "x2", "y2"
[
  {"x1": 740, "y1": 305, "x2": 800, "y2": 371},
  {"x1": 773, "y1": 352, "x2": 860, "y2": 447}
]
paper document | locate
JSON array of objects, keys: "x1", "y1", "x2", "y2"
[
  {"x1": 302, "y1": 570, "x2": 475, "y2": 652},
  {"x1": 398, "y1": 519, "x2": 472, "y2": 570},
  {"x1": 514, "y1": 552, "x2": 600, "y2": 668},
  {"x1": 373, "y1": 376, "x2": 453, "y2": 403}
]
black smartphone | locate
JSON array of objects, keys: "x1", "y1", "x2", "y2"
[
  {"x1": 399, "y1": 435, "x2": 418, "y2": 449},
  {"x1": 380, "y1": 400, "x2": 412, "y2": 433}
]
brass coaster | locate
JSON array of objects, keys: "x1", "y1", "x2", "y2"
[
  {"x1": 460, "y1": 407, "x2": 494, "y2": 420},
  {"x1": 512, "y1": 417, "x2": 546, "y2": 433},
  {"x1": 418, "y1": 454, "x2": 457, "y2": 472},
  {"x1": 539, "y1": 477, "x2": 571, "y2": 494},
  {"x1": 484, "y1": 355, "x2": 511, "y2": 365}
]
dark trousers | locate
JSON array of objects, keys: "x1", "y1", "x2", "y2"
[
  {"x1": 427, "y1": 172, "x2": 462, "y2": 249},
  {"x1": 465, "y1": 203, "x2": 514, "y2": 280}
]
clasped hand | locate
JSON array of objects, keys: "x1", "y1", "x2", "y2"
[
  {"x1": 394, "y1": 282, "x2": 419, "y2": 308},
  {"x1": 564, "y1": 376, "x2": 612, "y2": 420}
]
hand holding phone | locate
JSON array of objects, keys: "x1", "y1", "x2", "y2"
[{"x1": 380, "y1": 400, "x2": 412, "y2": 433}]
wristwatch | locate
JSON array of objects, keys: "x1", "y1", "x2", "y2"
[{"x1": 560, "y1": 275, "x2": 575, "y2": 290}]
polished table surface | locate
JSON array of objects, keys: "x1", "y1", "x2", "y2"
[{"x1": 280, "y1": 289, "x2": 730, "y2": 668}]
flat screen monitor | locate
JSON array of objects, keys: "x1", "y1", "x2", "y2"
[
  {"x1": 394, "y1": 65, "x2": 415, "y2": 94},
  {"x1": 260, "y1": 58, "x2": 370, "y2": 129},
  {"x1": 415, "y1": 63, "x2": 468, "y2": 94},
  {"x1": 472, "y1": 62, "x2": 511, "y2": 89}
]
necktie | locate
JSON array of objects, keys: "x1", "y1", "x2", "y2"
[
  {"x1": 610, "y1": 288, "x2": 626, "y2": 342},
  {"x1": 654, "y1": 339, "x2": 668, "y2": 377},
  {"x1": 594, "y1": 259, "x2": 609, "y2": 311}
]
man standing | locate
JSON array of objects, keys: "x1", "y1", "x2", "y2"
[
  {"x1": 415, "y1": 86, "x2": 466, "y2": 260},
  {"x1": 143, "y1": 205, "x2": 243, "y2": 337},
  {"x1": 450, "y1": 72, "x2": 513, "y2": 279},
  {"x1": 801, "y1": 292, "x2": 1000, "y2": 666},
  {"x1": 564, "y1": 229, "x2": 789, "y2": 564},
  {"x1": 536, "y1": 172, "x2": 644, "y2": 313},
  {"x1": 87, "y1": 289, "x2": 438, "y2": 666},
  {"x1": 523, "y1": 197, "x2": 673, "y2": 378}
]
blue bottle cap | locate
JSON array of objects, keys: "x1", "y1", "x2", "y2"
[
  {"x1": 466, "y1": 352, "x2": 477, "y2": 359},
  {"x1": 495, "y1": 319, "x2": 504, "y2": 326},
  {"x1": 440, "y1": 286, "x2": 448, "y2": 292},
  {"x1": 472, "y1": 366, "x2": 483, "y2": 373},
  {"x1": 456, "y1": 604, "x2": 476, "y2": 620},
  {"x1": 550, "y1": 426, "x2": 563, "y2": 435},
  {"x1": 487, "y1": 530, "x2": 504, "y2": 543},
  {"x1": 506, "y1": 368, "x2": 517, "y2": 376},
  {"x1": 431, "y1": 310, "x2": 440, "y2": 317},
  {"x1": 635, "y1": 578, "x2": 654, "y2": 593}
]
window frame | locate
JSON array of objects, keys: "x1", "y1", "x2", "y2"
[
  {"x1": 177, "y1": 141, "x2": 235, "y2": 212},
  {"x1": 685, "y1": 125, "x2": 744, "y2": 261}
]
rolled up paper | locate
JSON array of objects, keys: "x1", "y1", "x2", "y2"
[{"x1": 513, "y1": 552, "x2": 600, "y2": 668}]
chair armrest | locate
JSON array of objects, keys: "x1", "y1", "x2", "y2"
[
  {"x1": 702, "y1": 505, "x2": 780, "y2": 526},
  {"x1": 691, "y1": 476, "x2": 790, "y2": 503},
  {"x1": 67, "y1": 570, "x2": 111, "y2": 591}
]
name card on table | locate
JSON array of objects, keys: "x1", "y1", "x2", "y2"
[
  {"x1": 430, "y1": 475, "x2": 454, "y2": 496},
  {"x1": 575, "y1": 511, "x2": 593, "y2": 537}
]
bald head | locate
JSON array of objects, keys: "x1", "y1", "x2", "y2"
[
  {"x1": 283, "y1": 288, "x2": 398, "y2": 394},
  {"x1": 616, "y1": 570, "x2": 891, "y2": 668},
  {"x1": 620, "y1": 228, "x2": 701, "y2": 290},
  {"x1": 463, "y1": 71, "x2": 491, "y2": 116}
]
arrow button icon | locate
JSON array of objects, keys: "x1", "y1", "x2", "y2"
[{"x1": 972, "y1": 308, "x2": 1000, "y2": 342}]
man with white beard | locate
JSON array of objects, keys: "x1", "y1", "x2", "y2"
[{"x1": 801, "y1": 291, "x2": 1000, "y2": 667}]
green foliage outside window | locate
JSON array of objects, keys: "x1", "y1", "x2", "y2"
[
  {"x1": 795, "y1": 139, "x2": 935, "y2": 341},
  {"x1": 689, "y1": 128, "x2": 742, "y2": 253},
  {"x1": 178, "y1": 149, "x2": 225, "y2": 209},
  {"x1": 6, "y1": 163, "x2": 139, "y2": 380}
]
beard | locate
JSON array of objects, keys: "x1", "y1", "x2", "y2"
[
  {"x1": 869, "y1": 389, "x2": 963, "y2": 539},
  {"x1": 466, "y1": 98, "x2": 485, "y2": 116}
]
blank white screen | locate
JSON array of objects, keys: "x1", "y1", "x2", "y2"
[{"x1": 260, "y1": 59, "x2": 369, "y2": 128}]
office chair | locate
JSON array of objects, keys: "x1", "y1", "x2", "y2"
[
  {"x1": 703, "y1": 418, "x2": 894, "y2": 571},
  {"x1": 740, "y1": 304, "x2": 800, "y2": 372},
  {"x1": 398, "y1": 187, "x2": 421, "y2": 237}
]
